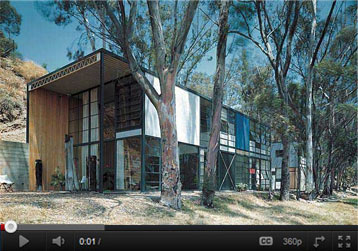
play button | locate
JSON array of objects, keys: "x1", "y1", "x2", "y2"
[{"x1": 19, "y1": 235, "x2": 30, "y2": 248}]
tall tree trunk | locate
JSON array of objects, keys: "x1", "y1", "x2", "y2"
[
  {"x1": 330, "y1": 166, "x2": 335, "y2": 195},
  {"x1": 305, "y1": 0, "x2": 317, "y2": 199},
  {"x1": 158, "y1": 75, "x2": 181, "y2": 208},
  {"x1": 280, "y1": 134, "x2": 290, "y2": 201},
  {"x1": 322, "y1": 171, "x2": 331, "y2": 195},
  {"x1": 202, "y1": 0, "x2": 229, "y2": 208},
  {"x1": 297, "y1": 155, "x2": 301, "y2": 199}
]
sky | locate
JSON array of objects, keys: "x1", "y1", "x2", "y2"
[
  {"x1": 12, "y1": 1, "x2": 221, "y2": 74},
  {"x1": 10, "y1": 1, "x2": 341, "y2": 75},
  {"x1": 12, "y1": 1, "x2": 88, "y2": 71}
]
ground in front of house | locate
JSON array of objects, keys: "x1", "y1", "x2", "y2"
[{"x1": 0, "y1": 191, "x2": 357, "y2": 225}]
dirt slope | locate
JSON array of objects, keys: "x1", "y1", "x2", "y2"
[{"x1": 0, "y1": 56, "x2": 47, "y2": 142}]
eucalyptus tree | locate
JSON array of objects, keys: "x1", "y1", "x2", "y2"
[
  {"x1": 37, "y1": 0, "x2": 199, "y2": 209},
  {"x1": 230, "y1": 0, "x2": 301, "y2": 200},
  {"x1": 292, "y1": 0, "x2": 354, "y2": 196},
  {"x1": 104, "y1": 0, "x2": 199, "y2": 209},
  {"x1": 201, "y1": 0, "x2": 230, "y2": 208}
]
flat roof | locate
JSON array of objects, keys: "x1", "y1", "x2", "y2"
[{"x1": 27, "y1": 48, "x2": 269, "y2": 128}]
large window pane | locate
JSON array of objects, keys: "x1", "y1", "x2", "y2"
[
  {"x1": 116, "y1": 78, "x2": 143, "y2": 131},
  {"x1": 144, "y1": 136, "x2": 160, "y2": 191},
  {"x1": 179, "y1": 143, "x2": 199, "y2": 190},
  {"x1": 73, "y1": 145, "x2": 89, "y2": 189},
  {"x1": 200, "y1": 98, "x2": 211, "y2": 147},
  {"x1": 116, "y1": 137, "x2": 141, "y2": 191},
  {"x1": 235, "y1": 155, "x2": 249, "y2": 186}
]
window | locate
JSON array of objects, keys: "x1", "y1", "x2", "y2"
[
  {"x1": 116, "y1": 78, "x2": 143, "y2": 131},
  {"x1": 90, "y1": 88, "x2": 99, "y2": 142},
  {"x1": 221, "y1": 120, "x2": 229, "y2": 133},
  {"x1": 260, "y1": 160, "x2": 271, "y2": 190},
  {"x1": 144, "y1": 136, "x2": 161, "y2": 191},
  {"x1": 69, "y1": 88, "x2": 99, "y2": 145},
  {"x1": 235, "y1": 155, "x2": 249, "y2": 186},
  {"x1": 179, "y1": 143, "x2": 199, "y2": 190},
  {"x1": 73, "y1": 145, "x2": 89, "y2": 188},
  {"x1": 104, "y1": 82, "x2": 115, "y2": 140},
  {"x1": 220, "y1": 108, "x2": 235, "y2": 150},
  {"x1": 199, "y1": 148, "x2": 206, "y2": 189},
  {"x1": 200, "y1": 98, "x2": 211, "y2": 147},
  {"x1": 276, "y1": 150, "x2": 283, "y2": 157},
  {"x1": 116, "y1": 137, "x2": 141, "y2": 191}
]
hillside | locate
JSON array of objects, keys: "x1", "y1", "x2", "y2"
[{"x1": 0, "y1": 56, "x2": 47, "y2": 142}]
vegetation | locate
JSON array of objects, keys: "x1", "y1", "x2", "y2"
[
  {"x1": 50, "y1": 167, "x2": 66, "y2": 191},
  {"x1": 0, "y1": 1, "x2": 21, "y2": 57},
  {"x1": 0, "y1": 191, "x2": 356, "y2": 225}
]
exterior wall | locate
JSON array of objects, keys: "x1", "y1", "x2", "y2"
[
  {"x1": 271, "y1": 143, "x2": 299, "y2": 169},
  {"x1": 144, "y1": 74, "x2": 200, "y2": 146},
  {"x1": 27, "y1": 68, "x2": 272, "y2": 192},
  {"x1": 144, "y1": 74, "x2": 161, "y2": 138},
  {"x1": 0, "y1": 140, "x2": 29, "y2": 191},
  {"x1": 29, "y1": 88, "x2": 69, "y2": 191},
  {"x1": 271, "y1": 142, "x2": 305, "y2": 190},
  {"x1": 175, "y1": 87, "x2": 200, "y2": 146}
]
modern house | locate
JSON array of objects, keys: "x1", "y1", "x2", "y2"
[
  {"x1": 27, "y1": 48, "x2": 271, "y2": 192},
  {"x1": 271, "y1": 142, "x2": 306, "y2": 191}
]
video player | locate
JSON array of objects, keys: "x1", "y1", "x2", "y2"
[{"x1": 0, "y1": 0, "x2": 357, "y2": 250}]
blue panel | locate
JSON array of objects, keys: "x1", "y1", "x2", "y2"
[{"x1": 236, "y1": 113, "x2": 250, "y2": 151}]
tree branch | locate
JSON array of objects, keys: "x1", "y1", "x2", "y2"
[
  {"x1": 311, "y1": 0, "x2": 337, "y2": 67},
  {"x1": 171, "y1": 0, "x2": 199, "y2": 70},
  {"x1": 147, "y1": 0, "x2": 167, "y2": 81}
]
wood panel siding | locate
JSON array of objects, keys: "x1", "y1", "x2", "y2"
[{"x1": 29, "y1": 88, "x2": 69, "y2": 191}]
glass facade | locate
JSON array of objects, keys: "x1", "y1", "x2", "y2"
[
  {"x1": 234, "y1": 155, "x2": 249, "y2": 186},
  {"x1": 144, "y1": 136, "x2": 161, "y2": 191},
  {"x1": 116, "y1": 137, "x2": 141, "y2": 191},
  {"x1": 69, "y1": 87, "x2": 100, "y2": 191},
  {"x1": 115, "y1": 79, "x2": 142, "y2": 131},
  {"x1": 179, "y1": 143, "x2": 199, "y2": 190},
  {"x1": 218, "y1": 152, "x2": 236, "y2": 190},
  {"x1": 67, "y1": 78, "x2": 271, "y2": 192},
  {"x1": 200, "y1": 98, "x2": 211, "y2": 147}
]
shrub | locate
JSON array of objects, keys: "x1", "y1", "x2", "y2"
[
  {"x1": 50, "y1": 167, "x2": 66, "y2": 190},
  {"x1": 0, "y1": 95, "x2": 22, "y2": 122},
  {"x1": 236, "y1": 183, "x2": 248, "y2": 192}
]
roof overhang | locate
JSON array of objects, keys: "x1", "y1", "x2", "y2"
[{"x1": 28, "y1": 49, "x2": 132, "y2": 95}]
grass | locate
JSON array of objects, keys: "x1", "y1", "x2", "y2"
[
  {"x1": 0, "y1": 191, "x2": 356, "y2": 225},
  {"x1": 343, "y1": 198, "x2": 358, "y2": 208}
]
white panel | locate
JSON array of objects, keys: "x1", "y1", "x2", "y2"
[
  {"x1": 220, "y1": 133, "x2": 228, "y2": 139},
  {"x1": 175, "y1": 86, "x2": 200, "y2": 146},
  {"x1": 276, "y1": 182, "x2": 281, "y2": 190},
  {"x1": 116, "y1": 129, "x2": 142, "y2": 139},
  {"x1": 144, "y1": 75, "x2": 200, "y2": 146},
  {"x1": 220, "y1": 146, "x2": 228, "y2": 151},
  {"x1": 144, "y1": 73, "x2": 161, "y2": 138},
  {"x1": 229, "y1": 147, "x2": 235, "y2": 153}
]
